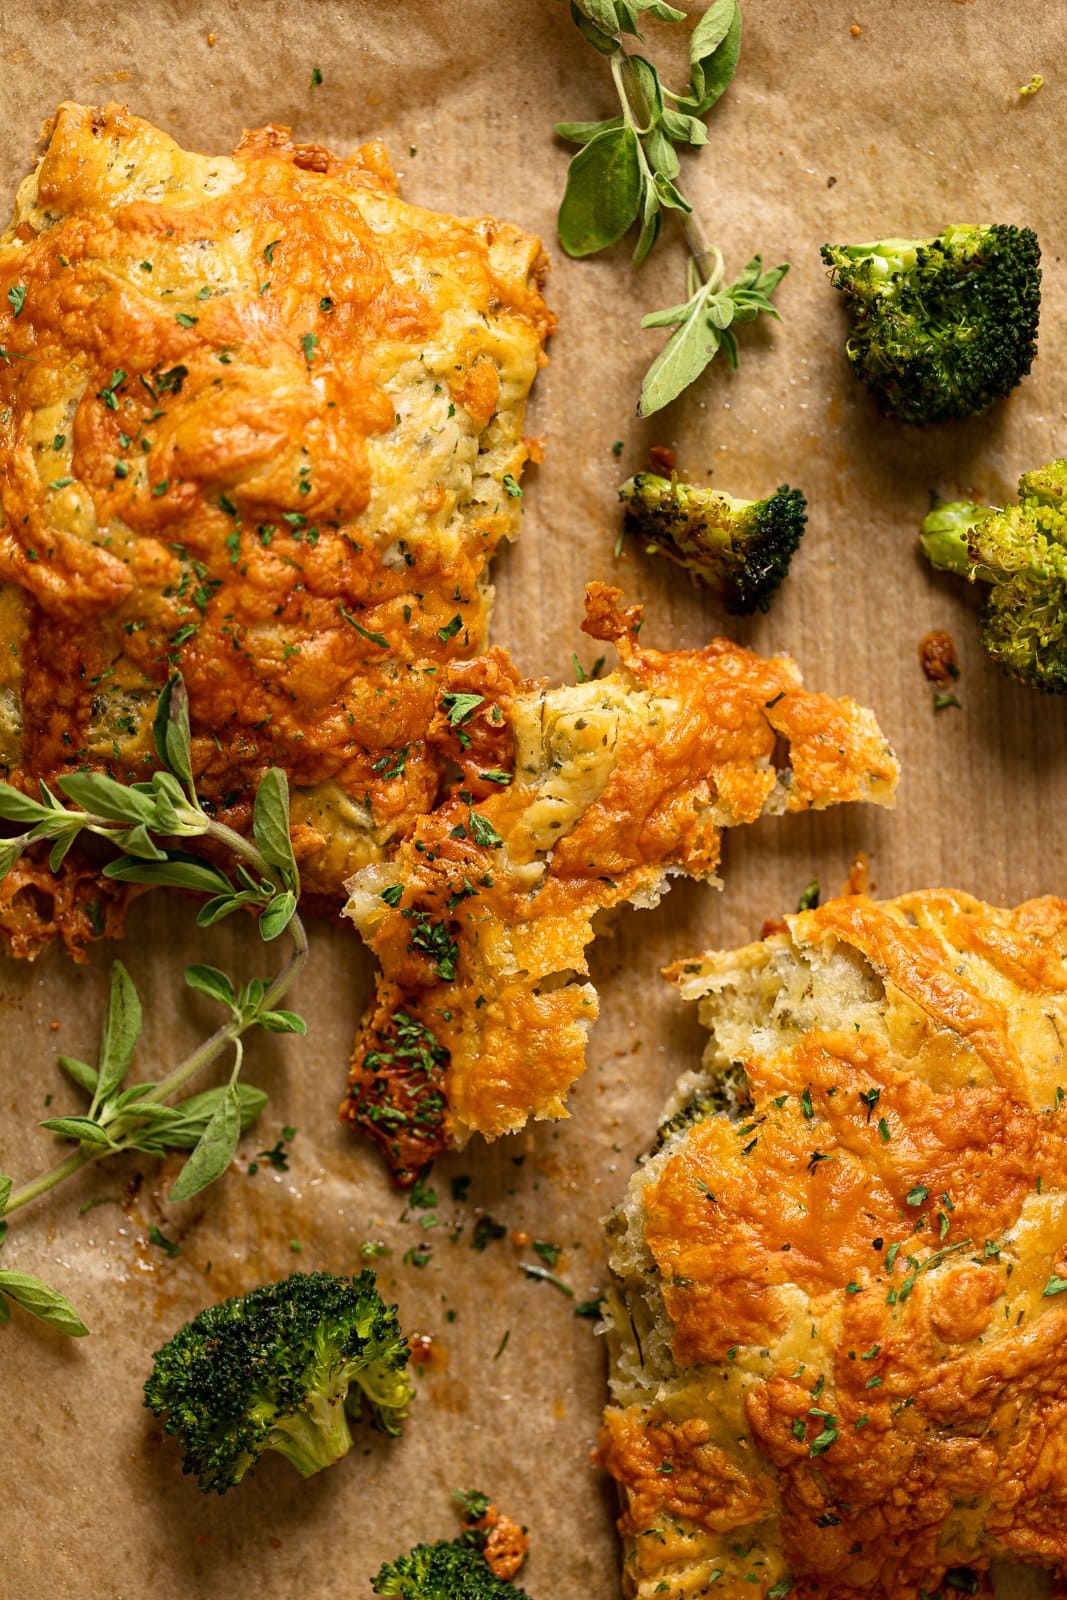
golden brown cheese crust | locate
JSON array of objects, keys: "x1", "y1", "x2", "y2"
[
  {"x1": 340, "y1": 587, "x2": 898, "y2": 1179},
  {"x1": 0, "y1": 102, "x2": 552, "y2": 931},
  {"x1": 599, "y1": 890, "x2": 1067, "y2": 1599}
]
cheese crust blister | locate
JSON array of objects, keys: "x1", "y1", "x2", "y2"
[
  {"x1": 341, "y1": 586, "x2": 898, "y2": 1180},
  {"x1": 599, "y1": 890, "x2": 1067, "y2": 1600},
  {"x1": 0, "y1": 102, "x2": 552, "y2": 950}
]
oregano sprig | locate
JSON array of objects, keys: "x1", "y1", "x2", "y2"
[
  {"x1": 556, "y1": 0, "x2": 788, "y2": 413},
  {"x1": 0, "y1": 675, "x2": 309, "y2": 1338}
]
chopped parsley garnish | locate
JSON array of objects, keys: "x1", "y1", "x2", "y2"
[
  {"x1": 797, "y1": 879, "x2": 820, "y2": 911},
  {"x1": 808, "y1": 1420, "x2": 838, "y2": 1456},
  {"x1": 301, "y1": 331, "x2": 318, "y2": 365},
  {"x1": 337, "y1": 602, "x2": 388, "y2": 648},
  {"x1": 471, "y1": 1215, "x2": 507, "y2": 1251},
  {"x1": 442, "y1": 691, "x2": 485, "y2": 726},
  {"x1": 263, "y1": 239, "x2": 281, "y2": 265},
  {"x1": 174, "y1": 312, "x2": 198, "y2": 328},
  {"x1": 148, "y1": 1224, "x2": 182, "y2": 1258},
  {"x1": 520, "y1": 1262, "x2": 574, "y2": 1296},
  {"x1": 380, "y1": 884, "x2": 404, "y2": 908},
  {"x1": 859, "y1": 1087, "x2": 881, "y2": 1121},
  {"x1": 1042, "y1": 1274, "x2": 1067, "y2": 1297},
  {"x1": 407, "y1": 911, "x2": 459, "y2": 981},
  {"x1": 97, "y1": 368, "x2": 127, "y2": 409},
  {"x1": 502, "y1": 473, "x2": 522, "y2": 498},
  {"x1": 7, "y1": 283, "x2": 26, "y2": 317},
  {"x1": 438, "y1": 614, "x2": 464, "y2": 644},
  {"x1": 906, "y1": 1183, "x2": 929, "y2": 1207},
  {"x1": 468, "y1": 809, "x2": 503, "y2": 849}
]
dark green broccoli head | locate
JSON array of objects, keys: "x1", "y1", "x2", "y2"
[
  {"x1": 373, "y1": 1491, "x2": 531, "y2": 1599},
  {"x1": 619, "y1": 472, "x2": 807, "y2": 614},
  {"x1": 654, "y1": 1064, "x2": 754, "y2": 1151},
  {"x1": 821, "y1": 224, "x2": 1041, "y2": 424},
  {"x1": 372, "y1": 1538, "x2": 530, "y2": 1599},
  {"x1": 920, "y1": 460, "x2": 1067, "y2": 693},
  {"x1": 144, "y1": 1269, "x2": 412, "y2": 1493}
]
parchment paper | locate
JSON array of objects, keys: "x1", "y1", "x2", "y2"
[{"x1": 0, "y1": 3, "x2": 1065, "y2": 1596}]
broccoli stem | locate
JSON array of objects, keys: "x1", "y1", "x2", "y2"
[
  {"x1": 268, "y1": 1392, "x2": 355, "y2": 1478},
  {"x1": 919, "y1": 501, "x2": 992, "y2": 577}
]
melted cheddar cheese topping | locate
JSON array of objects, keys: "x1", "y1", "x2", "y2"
[
  {"x1": 340, "y1": 586, "x2": 897, "y2": 1180},
  {"x1": 0, "y1": 102, "x2": 551, "y2": 912},
  {"x1": 600, "y1": 890, "x2": 1067, "y2": 1600}
]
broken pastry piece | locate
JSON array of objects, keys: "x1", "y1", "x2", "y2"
[
  {"x1": 599, "y1": 890, "x2": 1067, "y2": 1599},
  {"x1": 0, "y1": 101, "x2": 552, "y2": 953},
  {"x1": 341, "y1": 585, "x2": 898, "y2": 1182}
]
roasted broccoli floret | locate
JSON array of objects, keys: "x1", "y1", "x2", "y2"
[
  {"x1": 920, "y1": 459, "x2": 1067, "y2": 693},
  {"x1": 821, "y1": 224, "x2": 1041, "y2": 424},
  {"x1": 373, "y1": 1491, "x2": 531, "y2": 1598},
  {"x1": 144, "y1": 1270, "x2": 412, "y2": 1493},
  {"x1": 372, "y1": 1540, "x2": 529, "y2": 1599},
  {"x1": 619, "y1": 472, "x2": 807, "y2": 613}
]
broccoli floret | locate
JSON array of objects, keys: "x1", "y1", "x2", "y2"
[
  {"x1": 373, "y1": 1491, "x2": 531, "y2": 1598},
  {"x1": 144, "y1": 1270, "x2": 412, "y2": 1493},
  {"x1": 821, "y1": 224, "x2": 1041, "y2": 424},
  {"x1": 372, "y1": 1540, "x2": 530, "y2": 1599},
  {"x1": 619, "y1": 472, "x2": 807, "y2": 614},
  {"x1": 920, "y1": 460, "x2": 1067, "y2": 693}
]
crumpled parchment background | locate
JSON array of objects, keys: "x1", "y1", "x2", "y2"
[{"x1": 0, "y1": 2, "x2": 1064, "y2": 1596}]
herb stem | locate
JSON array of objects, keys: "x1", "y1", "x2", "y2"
[
  {"x1": 3, "y1": 910, "x2": 307, "y2": 1220},
  {"x1": 4, "y1": 1149, "x2": 95, "y2": 1216}
]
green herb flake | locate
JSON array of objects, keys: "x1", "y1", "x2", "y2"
[
  {"x1": 471, "y1": 1214, "x2": 507, "y2": 1251},
  {"x1": 337, "y1": 602, "x2": 388, "y2": 649},
  {"x1": 148, "y1": 1224, "x2": 182, "y2": 1258},
  {"x1": 7, "y1": 284, "x2": 26, "y2": 317}
]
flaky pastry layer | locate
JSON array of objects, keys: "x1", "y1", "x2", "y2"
[
  {"x1": 599, "y1": 890, "x2": 1067, "y2": 1600},
  {"x1": 340, "y1": 586, "x2": 897, "y2": 1180},
  {"x1": 0, "y1": 101, "x2": 552, "y2": 930}
]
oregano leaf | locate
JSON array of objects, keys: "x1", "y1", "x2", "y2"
[
  {"x1": 685, "y1": 0, "x2": 741, "y2": 112},
  {"x1": 152, "y1": 674, "x2": 194, "y2": 787},
  {"x1": 184, "y1": 964, "x2": 237, "y2": 1008},
  {"x1": 555, "y1": 115, "x2": 625, "y2": 145},
  {"x1": 57, "y1": 771, "x2": 155, "y2": 824},
  {"x1": 57, "y1": 1055, "x2": 99, "y2": 1096},
  {"x1": 102, "y1": 853, "x2": 233, "y2": 895},
  {"x1": 40, "y1": 1116, "x2": 113, "y2": 1147},
  {"x1": 558, "y1": 126, "x2": 642, "y2": 257},
  {"x1": 135, "y1": 1083, "x2": 267, "y2": 1153},
  {"x1": 167, "y1": 1086, "x2": 241, "y2": 1202},
  {"x1": 258, "y1": 890, "x2": 297, "y2": 942},
  {"x1": 0, "y1": 1271, "x2": 89, "y2": 1337},
  {"x1": 0, "y1": 784, "x2": 51, "y2": 823},
  {"x1": 638, "y1": 282, "x2": 719, "y2": 415},
  {"x1": 94, "y1": 961, "x2": 142, "y2": 1108},
  {"x1": 255, "y1": 1009, "x2": 309, "y2": 1035},
  {"x1": 252, "y1": 767, "x2": 298, "y2": 888}
]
